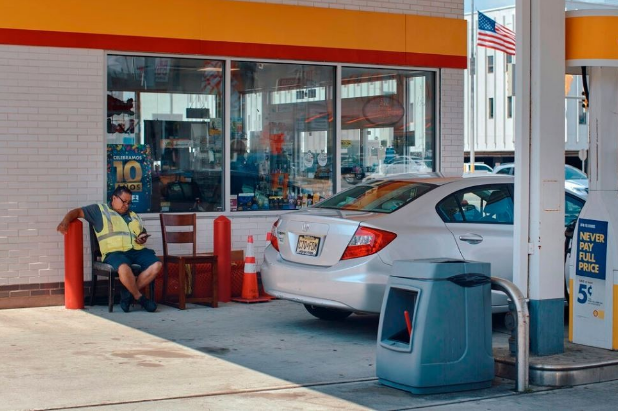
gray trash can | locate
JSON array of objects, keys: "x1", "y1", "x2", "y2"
[{"x1": 376, "y1": 259, "x2": 494, "y2": 395}]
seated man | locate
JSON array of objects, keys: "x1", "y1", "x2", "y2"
[{"x1": 56, "y1": 187, "x2": 162, "y2": 313}]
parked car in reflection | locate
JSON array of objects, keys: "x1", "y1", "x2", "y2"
[
  {"x1": 493, "y1": 163, "x2": 588, "y2": 196},
  {"x1": 341, "y1": 157, "x2": 366, "y2": 184},
  {"x1": 314, "y1": 165, "x2": 332, "y2": 179},
  {"x1": 463, "y1": 162, "x2": 493, "y2": 173},
  {"x1": 262, "y1": 175, "x2": 586, "y2": 321},
  {"x1": 364, "y1": 156, "x2": 431, "y2": 180}
]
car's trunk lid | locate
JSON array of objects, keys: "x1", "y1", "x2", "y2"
[{"x1": 276, "y1": 209, "x2": 368, "y2": 266}]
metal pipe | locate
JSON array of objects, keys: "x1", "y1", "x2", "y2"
[{"x1": 491, "y1": 277, "x2": 529, "y2": 392}]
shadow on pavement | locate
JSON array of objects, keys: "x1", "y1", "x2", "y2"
[{"x1": 80, "y1": 299, "x2": 517, "y2": 410}]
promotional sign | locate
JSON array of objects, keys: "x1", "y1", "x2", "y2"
[
  {"x1": 154, "y1": 58, "x2": 171, "y2": 83},
  {"x1": 575, "y1": 219, "x2": 608, "y2": 280},
  {"x1": 574, "y1": 276, "x2": 606, "y2": 320},
  {"x1": 107, "y1": 145, "x2": 152, "y2": 213},
  {"x1": 572, "y1": 219, "x2": 610, "y2": 347}
]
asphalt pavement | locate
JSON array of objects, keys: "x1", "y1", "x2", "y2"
[{"x1": 1, "y1": 299, "x2": 617, "y2": 410}]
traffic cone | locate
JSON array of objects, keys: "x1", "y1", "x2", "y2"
[{"x1": 232, "y1": 235, "x2": 271, "y2": 303}]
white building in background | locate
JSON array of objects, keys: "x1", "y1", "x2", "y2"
[{"x1": 464, "y1": 1, "x2": 617, "y2": 168}]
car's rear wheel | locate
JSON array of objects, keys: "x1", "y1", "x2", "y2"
[{"x1": 304, "y1": 304, "x2": 352, "y2": 321}]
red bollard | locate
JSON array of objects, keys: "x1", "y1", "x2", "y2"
[
  {"x1": 64, "y1": 220, "x2": 84, "y2": 309},
  {"x1": 214, "y1": 215, "x2": 231, "y2": 302}
]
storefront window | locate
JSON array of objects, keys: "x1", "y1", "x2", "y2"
[
  {"x1": 230, "y1": 62, "x2": 335, "y2": 211},
  {"x1": 107, "y1": 55, "x2": 224, "y2": 213},
  {"x1": 340, "y1": 68, "x2": 435, "y2": 189}
]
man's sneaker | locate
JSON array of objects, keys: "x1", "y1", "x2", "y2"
[
  {"x1": 119, "y1": 287, "x2": 132, "y2": 313},
  {"x1": 138, "y1": 295, "x2": 157, "y2": 312}
]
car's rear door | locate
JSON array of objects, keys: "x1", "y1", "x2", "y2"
[{"x1": 436, "y1": 184, "x2": 514, "y2": 307}]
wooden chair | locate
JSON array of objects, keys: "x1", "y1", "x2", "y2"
[
  {"x1": 160, "y1": 213, "x2": 218, "y2": 310},
  {"x1": 88, "y1": 223, "x2": 154, "y2": 312}
]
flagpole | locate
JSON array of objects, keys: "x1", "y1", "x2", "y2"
[{"x1": 469, "y1": 1, "x2": 476, "y2": 172}]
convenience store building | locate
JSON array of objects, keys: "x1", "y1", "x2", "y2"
[{"x1": 0, "y1": 0, "x2": 466, "y2": 307}]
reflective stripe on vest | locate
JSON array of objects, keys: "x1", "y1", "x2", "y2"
[{"x1": 95, "y1": 204, "x2": 145, "y2": 260}]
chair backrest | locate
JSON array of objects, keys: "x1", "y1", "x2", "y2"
[
  {"x1": 160, "y1": 213, "x2": 197, "y2": 257},
  {"x1": 88, "y1": 223, "x2": 102, "y2": 264}
]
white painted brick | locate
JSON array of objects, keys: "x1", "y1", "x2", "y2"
[{"x1": 0, "y1": 45, "x2": 104, "y2": 286}]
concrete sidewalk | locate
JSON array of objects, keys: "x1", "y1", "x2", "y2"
[{"x1": 1, "y1": 300, "x2": 617, "y2": 411}]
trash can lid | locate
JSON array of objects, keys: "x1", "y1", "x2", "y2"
[{"x1": 391, "y1": 259, "x2": 490, "y2": 281}]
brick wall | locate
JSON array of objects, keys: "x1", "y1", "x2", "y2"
[
  {"x1": 0, "y1": 46, "x2": 105, "y2": 295},
  {"x1": 440, "y1": 68, "x2": 466, "y2": 176},
  {"x1": 0, "y1": 0, "x2": 464, "y2": 308},
  {"x1": 139, "y1": 215, "x2": 276, "y2": 266}
]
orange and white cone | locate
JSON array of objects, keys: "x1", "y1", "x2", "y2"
[{"x1": 232, "y1": 235, "x2": 271, "y2": 303}]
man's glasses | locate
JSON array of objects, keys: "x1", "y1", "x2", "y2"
[{"x1": 115, "y1": 196, "x2": 132, "y2": 206}]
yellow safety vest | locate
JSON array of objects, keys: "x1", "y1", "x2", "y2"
[{"x1": 95, "y1": 204, "x2": 145, "y2": 260}]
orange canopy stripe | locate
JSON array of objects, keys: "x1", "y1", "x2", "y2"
[{"x1": 0, "y1": 0, "x2": 466, "y2": 68}]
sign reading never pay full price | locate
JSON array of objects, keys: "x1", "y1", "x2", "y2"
[
  {"x1": 574, "y1": 219, "x2": 608, "y2": 315},
  {"x1": 576, "y1": 219, "x2": 608, "y2": 280}
]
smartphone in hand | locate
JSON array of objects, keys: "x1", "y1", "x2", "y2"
[{"x1": 138, "y1": 233, "x2": 151, "y2": 240}]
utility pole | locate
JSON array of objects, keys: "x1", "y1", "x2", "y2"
[{"x1": 469, "y1": 0, "x2": 476, "y2": 172}]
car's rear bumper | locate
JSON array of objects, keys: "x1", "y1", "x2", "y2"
[
  {"x1": 261, "y1": 246, "x2": 390, "y2": 313},
  {"x1": 262, "y1": 246, "x2": 511, "y2": 314}
]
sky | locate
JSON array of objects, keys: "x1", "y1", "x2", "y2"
[{"x1": 465, "y1": 0, "x2": 618, "y2": 13}]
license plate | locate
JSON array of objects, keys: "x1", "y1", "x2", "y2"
[{"x1": 296, "y1": 235, "x2": 320, "y2": 256}]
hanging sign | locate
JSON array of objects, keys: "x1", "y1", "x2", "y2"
[
  {"x1": 317, "y1": 152, "x2": 328, "y2": 167},
  {"x1": 303, "y1": 151, "x2": 315, "y2": 168},
  {"x1": 107, "y1": 144, "x2": 152, "y2": 213},
  {"x1": 363, "y1": 96, "x2": 404, "y2": 126}
]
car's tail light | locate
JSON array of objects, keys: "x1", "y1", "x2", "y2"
[
  {"x1": 340, "y1": 226, "x2": 397, "y2": 260},
  {"x1": 270, "y1": 219, "x2": 281, "y2": 251}
]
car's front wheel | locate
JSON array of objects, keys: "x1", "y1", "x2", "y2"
[{"x1": 304, "y1": 304, "x2": 352, "y2": 321}]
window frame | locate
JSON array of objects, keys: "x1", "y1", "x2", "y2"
[
  {"x1": 435, "y1": 184, "x2": 514, "y2": 225},
  {"x1": 104, "y1": 51, "x2": 441, "y2": 215}
]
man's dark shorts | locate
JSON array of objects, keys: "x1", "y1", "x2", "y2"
[{"x1": 104, "y1": 248, "x2": 160, "y2": 272}]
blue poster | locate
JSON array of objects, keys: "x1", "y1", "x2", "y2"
[
  {"x1": 575, "y1": 219, "x2": 608, "y2": 280},
  {"x1": 107, "y1": 144, "x2": 152, "y2": 213}
]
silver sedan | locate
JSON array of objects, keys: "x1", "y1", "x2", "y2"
[{"x1": 261, "y1": 175, "x2": 586, "y2": 320}]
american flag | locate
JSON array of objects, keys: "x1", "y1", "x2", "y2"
[{"x1": 477, "y1": 11, "x2": 516, "y2": 56}]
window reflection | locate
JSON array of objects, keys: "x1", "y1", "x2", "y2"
[
  {"x1": 106, "y1": 56, "x2": 438, "y2": 214},
  {"x1": 230, "y1": 62, "x2": 335, "y2": 211},
  {"x1": 107, "y1": 55, "x2": 224, "y2": 213},
  {"x1": 340, "y1": 68, "x2": 435, "y2": 189}
]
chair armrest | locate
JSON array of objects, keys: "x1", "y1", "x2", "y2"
[{"x1": 93, "y1": 261, "x2": 114, "y2": 274}]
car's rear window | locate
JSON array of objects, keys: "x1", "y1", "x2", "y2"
[
  {"x1": 315, "y1": 181, "x2": 437, "y2": 213},
  {"x1": 565, "y1": 166, "x2": 587, "y2": 180}
]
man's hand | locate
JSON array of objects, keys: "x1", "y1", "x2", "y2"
[
  {"x1": 135, "y1": 232, "x2": 151, "y2": 245},
  {"x1": 56, "y1": 221, "x2": 70, "y2": 235},
  {"x1": 57, "y1": 208, "x2": 84, "y2": 235}
]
